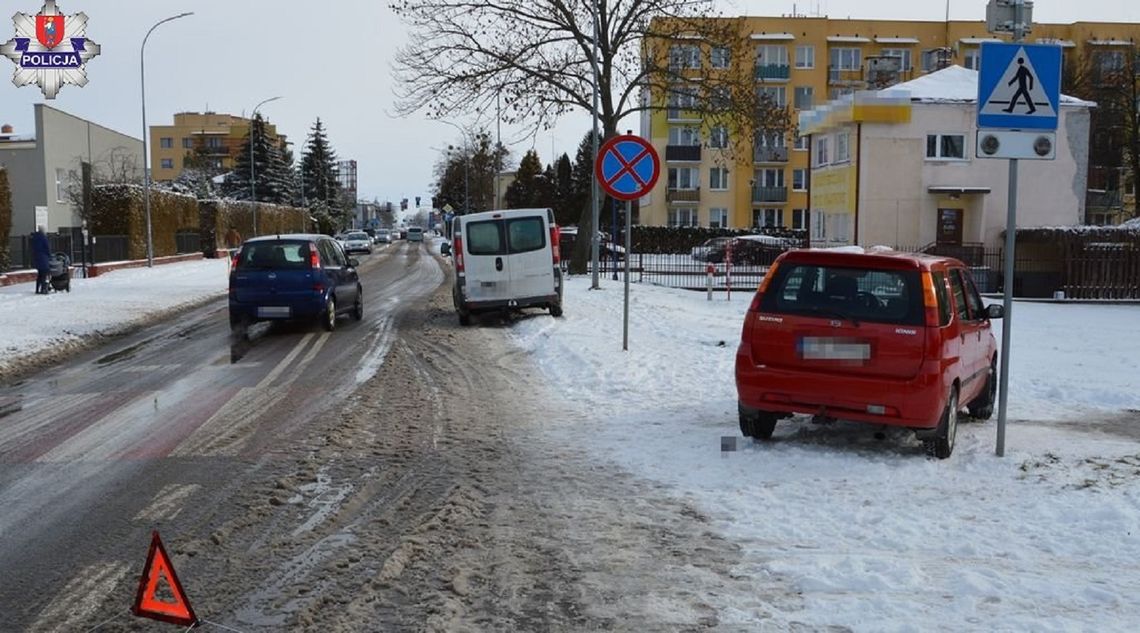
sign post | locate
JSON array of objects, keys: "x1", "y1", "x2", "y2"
[
  {"x1": 594, "y1": 133, "x2": 661, "y2": 352},
  {"x1": 977, "y1": 1, "x2": 1059, "y2": 457}
]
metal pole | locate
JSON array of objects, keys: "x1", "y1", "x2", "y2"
[
  {"x1": 996, "y1": 0, "x2": 1026, "y2": 457},
  {"x1": 623, "y1": 199, "x2": 631, "y2": 351},
  {"x1": 250, "y1": 96, "x2": 282, "y2": 236},
  {"x1": 590, "y1": 0, "x2": 601, "y2": 288},
  {"x1": 495, "y1": 92, "x2": 501, "y2": 209}
]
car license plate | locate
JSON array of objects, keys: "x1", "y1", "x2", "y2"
[
  {"x1": 257, "y1": 306, "x2": 291, "y2": 318},
  {"x1": 480, "y1": 281, "x2": 497, "y2": 288},
  {"x1": 799, "y1": 337, "x2": 871, "y2": 361}
]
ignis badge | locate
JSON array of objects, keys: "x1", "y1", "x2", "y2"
[{"x1": 1, "y1": 1, "x2": 101, "y2": 99}]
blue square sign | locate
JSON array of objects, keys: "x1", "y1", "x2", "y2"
[{"x1": 977, "y1": 42, "x2": 1062, "y2": 131}]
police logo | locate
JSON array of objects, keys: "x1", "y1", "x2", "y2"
[{"x1": 1, "y1": 1, "x2": 101, "y2": 99}]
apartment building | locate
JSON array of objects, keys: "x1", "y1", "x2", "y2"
[
  {"x1": 149, "y1": 112, "x2": 288, "y2": 182},
  {"x1": 641, "y1": 15, "x2": 1140, "y2": 230}
]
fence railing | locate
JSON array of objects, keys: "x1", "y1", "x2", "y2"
[
  {"x1": 4, "y1": 233, "x2": 130, "y2": 271},
  {"x1": 175, "y1": 231, "x2": 201, "y2": 255}
]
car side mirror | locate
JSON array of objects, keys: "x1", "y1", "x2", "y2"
[
  {"x1": 347, "y1": 258, "x2": 360, "y2": 268},
  {"x1": 440, "y1": 242, "x2": 451, "y2": 256},
  {"x1": 985, "y1": 304, "x2": 1004, "y2": 320}
]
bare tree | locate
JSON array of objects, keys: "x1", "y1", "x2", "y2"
[
  {"x1": 392, "y1": 0, "x2": 792, "y2": 270},
  {"x1": 62, "y1": 147, "x2": 143, "y2": 222}
]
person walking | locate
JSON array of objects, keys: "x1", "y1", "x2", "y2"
[
  {"x1": 31, "y1": 226, "x2": 51, "y2": 295},
  {"x1": 224, "y1": 226, "x2": 242, "y2": 251},
  {"x1": 1003, "y1": 57, "x2": 1037, "y2": 115}
]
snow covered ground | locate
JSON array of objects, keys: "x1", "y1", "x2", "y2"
[{"x1": 508, "y1": 276, "x2": 1140, "y2": 631}]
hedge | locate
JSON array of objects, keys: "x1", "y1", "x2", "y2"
[
  {"x1": 200, "y1": 200, "x2": 309, "y2": 255},
  {"x1": 0, "y1": 168, "x2": 10, "y2": 271}
]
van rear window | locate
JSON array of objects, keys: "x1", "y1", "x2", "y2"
[
  {"x1": 760, "y1": 263, "x2": 924, "y2": 326},
  {"x1": 236, "y1": 241, "x2": 311, "y2": 270},
  {"x1": 507, "y1": 217, "x2": 545, "y2": 253},
  {"x1": 466, "y1": 221, "x2": 504, "y2": 255}
]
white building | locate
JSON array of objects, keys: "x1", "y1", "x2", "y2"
[{"x1": 800, "y1": 65, "x2": 1093, "y2": 250}]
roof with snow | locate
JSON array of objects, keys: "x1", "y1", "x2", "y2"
[{"x1": 884, "y1": 65, "x2": 1094, "y2": 107}]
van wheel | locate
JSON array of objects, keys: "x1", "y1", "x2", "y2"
[
  {"x1": 968, "y1": 357, "x2": 997, "y2": 420},
  {"x1": 740, "y1": 410, "x2": 778, "y2": 440},
  {"x1": 550, "y1": 302, "x2": 563, "y2": 318},
  {"x1": 321, "y1": 296, "x2": 337, "y2": 332},
  {"x1": 458, "y1": 310, "x2": 471, "y2": 326},
  {"x1": 924, "y1": 387, "x2": 958, "y2": 459}
]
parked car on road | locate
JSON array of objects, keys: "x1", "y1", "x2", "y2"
[
  {"x1": 691, "y1": 235, "x2": 799, "y2": 264},
  {"x1": 343, "y1": 231, "x2": 373, "y2": 254},
  {"x1": 228, "y1": 234, "x2": 363, "y2": 333},
  {"x1": 735, "y1": 248, "x2": 1002, "y2": 458}
]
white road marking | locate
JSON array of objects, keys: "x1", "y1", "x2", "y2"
[
  {"x1": 256, "y1": 333, "x2": 315, "y2": 389},
  {"x1": 132, "y1": 483, "x2": 200, "y2": 522},
  {"x1": 27, "y1": 561, "x2": 130, "y2": 633}
]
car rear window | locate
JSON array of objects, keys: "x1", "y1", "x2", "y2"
[
  {"x1": 237, "y1": 241, "x2": 311, "y2": 270},
  {"x1": 347, "y1": 232, "x2": 368, "y2": 240},
  {"x1": 760, "y1": 262, "x2": 924, "y2": 326}
]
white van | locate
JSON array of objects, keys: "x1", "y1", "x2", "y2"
[
  {"x1": 406, "y1": 226, "x2": 424, "y2": 242},
  {"x1": 451, "y1": 208, "x2": 563, "y2": 325}
]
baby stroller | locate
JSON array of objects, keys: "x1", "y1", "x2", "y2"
[{"x1": 48, "y1": 252, "x2": 71, "y2": 292}]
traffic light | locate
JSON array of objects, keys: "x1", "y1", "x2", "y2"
[
  {"x1": 415, "y1": 196, "x2": 421, "y2": 207},
  {"x1": 400, "y1": 198, "x2": 408, "y2": 211}
]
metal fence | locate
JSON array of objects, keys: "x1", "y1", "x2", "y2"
[
  {"x1": 175, "y1": 231, "x2": 201, "y2": 255},
  {"x1": 4, "y1": 232, "x2": 129, "y2": 271}
]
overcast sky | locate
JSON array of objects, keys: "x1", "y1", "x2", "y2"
[{"x1": 3, "y1": 0, "x2": 1139, "y2": 204}]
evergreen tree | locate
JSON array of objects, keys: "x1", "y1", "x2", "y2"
[
  {"x1": 553, "y1": 153, "x2": 574, "y2": 226},
  {"x1": 226, "y1": 113, "x2": 294, "y2": 204},
  {"x1": 300, "y1": 118, "x2": 341, "y2": 206},
  {"x1": 504, "y1": 149, "x2": 544, "y2": 209},
  {"x1": 570, "y1": 130, "x2": 601, "y2": 225}
]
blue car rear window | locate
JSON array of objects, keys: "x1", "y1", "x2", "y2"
[{"x1": 237, "y1": 241, "x2": 311, "y2": 270}]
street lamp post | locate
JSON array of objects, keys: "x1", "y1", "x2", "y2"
[
  {"x1": 140, "y1": 11, "x2": 193, "y2": 267},
  {"x1": 250, "y1": 96, "x2": 282, "y2": 237},
  {"x1": 438, "y1": 119, "x2": 473, "y2": 213}
]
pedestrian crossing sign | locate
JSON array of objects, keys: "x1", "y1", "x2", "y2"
[{"x1": 977, "y1": 42, "x2": 1061, "y2": 131}]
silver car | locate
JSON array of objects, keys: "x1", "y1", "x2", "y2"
[{"x1": 343, "y1": 231, "x2": 373, "y2": 254}]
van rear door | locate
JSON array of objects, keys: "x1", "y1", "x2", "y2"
[
  {"x1": 505, "y1": 211, "x2": 555, "y2": 299},
  {"x1": 462, "y1": 217, "x2": 512, "y2": 303}
]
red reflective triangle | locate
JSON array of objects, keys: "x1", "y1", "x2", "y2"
[{"x1": 132, "y1": 531, "x2": 198, "y2": 627}]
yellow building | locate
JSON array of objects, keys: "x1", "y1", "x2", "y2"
[
  {"x1": 642, "y1": 16, "x2": 1140, "y2": 230},
  {"x1": 149, "y1": 112, "x2": 288, "y2": 182}
]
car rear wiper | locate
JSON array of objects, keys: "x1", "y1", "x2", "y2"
[{"x1": 800, "y1": 306, "x2": 860, "y2": 327}]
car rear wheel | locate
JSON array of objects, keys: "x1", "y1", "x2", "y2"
[
  {"x1": 968, "y1": 357, "x2": 997, "y2": 420},
  {"x1": 321, "y1": 296, "x2": 337, "y2": 332},
  {"x1": 739, "y1": 408, "x2": 778, "y2": 440},
  {"x1": 924, "y1": 386, "x2": 958, "y2": 459}
]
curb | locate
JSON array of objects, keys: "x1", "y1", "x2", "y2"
[{"x1": 0, "y1": 253, "x2": 206, "y2": 287}]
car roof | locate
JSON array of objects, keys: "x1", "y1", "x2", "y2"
[
  {"x1": 245, "y1": 233, "x2": 328, "y2": 243},
  {"x1": 779, "y1": 247, "x2": 964, "y2": 270}
]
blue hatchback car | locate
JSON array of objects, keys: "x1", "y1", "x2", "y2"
[{"x1": 228, "y1": 234, "x2": 363, "y2": 332}]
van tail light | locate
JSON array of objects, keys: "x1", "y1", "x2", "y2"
[
  {"x1": 309, "y1": 242, "x2": 321, "y2": 269},
  {"x1": 550, "y1": 224, "x2": 561, "y2": 265},
  {"x1": 453, "y1": 235, "x2": 465, "y2": 272},
  {"x1": 921, "y1": 271, "x2": 940, "y2": 327},
  {"x1": 749, "y1": 261, "x2": 779, "y2": 312}
]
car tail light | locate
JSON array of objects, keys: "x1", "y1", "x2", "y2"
[
  {"x1": 921, "y1": 271, "x2": 939, "y2": 327},
  {"x1": 230, "y1": 249, "x2": 240, "y2": 270},
  {"x1": 314, "y1": 283, "x2": 325, "y2": 294},
  {"x1": 309, "y1": 242, "x2": 321, "y2": 269},
  {"x1": 453, "y1": 235, "x2": 465, "y2": 272},
  {"x1": 749, "y1": 261, "x2": 779, "y2": 312},
  {"x1": 550, "y1": 224, "x2": 561, "y2": 265}
]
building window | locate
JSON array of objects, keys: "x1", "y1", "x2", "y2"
[
  {"x1": 668, "y1": 207, "x2": 699, "y2": 227},
  {"x1": 669, "y1": 126, "x2": 701, "y2": 145},
  {"x1": 709, "y1": 85, "x2": 731, "y2": 110},
  {"x1": 206, "y1": 137, "x2": 223, "y2": 148},
  {"x1": 754, "y1": 208, "x2": 784, "y2": 228},
  {"x1": 794, "y1": 86, "x2": 814, "y2": 109},
  {"x1": 814, "y1": 137, "x2": 829, "y2": 166},
  {"x1": 795, "y1": 45, "x2": 814, "y2": 69},
  {"x1": 711, "y1": 46, "x2": 730, "y2": 69},
  {"x1": 709, "y1": 125, "x2": 729, "y2": 148},
  {"x1": 829, "y1": 86, "x2": 855, "y2": 100},
  {"x1": 756, "y1": 130, "x2": 786, "y2": 148},
  {"x1": 756, "y1": 44, "x2": 789, "y2": 66},
  {"x1": 161, "y1": 158, "x2": 174, "y2": 169},
  {"x1": 794, "y1": 134, "x2": 810, "y2": 151},
  {"x1": 835, "y1": 132, "x2": 850, "y2": 163},
  {"x1": 757, "y1": 85, "x2": 786, "y2": 107},
  {"x1": 182, "y1": 137, "x2": 193, "y2": 149},
  {"x1": 963, "y1": 48, "x2": 980, "y2": 70},
  {"x1": 756, "y1": 168, "x2": 784, "y2": 188},
  {"x1": 668, "y1": 167, "x2": 700, "y2": 190},
  {"x1": 813, "y1": 210, "x2": 826, "y2": 240},
  {"x1": 709, "y1": 208, "x2": 729, "y2": 228},
  {"x1": 879, "y1": 48, "x2": 913, "y2": 71},
  {"x1": 792, "y1": 169, "x2": 808, "y2": 191},
  {"x1": 55, "y1": 167, "x2": 66, "y2": 202},
  {"x1": 926, "y1": 133, "x2": 966, "y2": 160},
  {"x1": 160, "y1": 137, "x2": 173, "y2": 149},
  {"x1": 667, "y1": 84, "x2": 700, "y2": 117},
  {"x1": 833, "y1": 213, "x2": 850, "y2": 242},
  {"x1": 669, "y1": 45, "x2": 701, "y2": 70},
  {"x1": 792, "y1": 208, "x2": 807, "y2": 230},
  {"x1": 830, "y1": 47, "x2": 862, "y2": 71},
  {"x1": 709, "y1": 167, "x2": 729, "y2": 190}
]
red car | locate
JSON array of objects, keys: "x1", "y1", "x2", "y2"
[{"x1": 735, "y1": 249, "x2": 1002, "y2": 458}]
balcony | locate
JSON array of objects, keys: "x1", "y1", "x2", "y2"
[
  {"x1": 1086, "y1": 189, "x2": 1124, "y2": 212},
  {"x1": 665, "y1": 145, "x2": 702, "y2": 162},
  {"x1": 666, "y1": 107, "x2": 700, "y2": 121},
  {"x1": 828, "y1": 66, "x2": 865, "y2": 86},
  {"x1": 755, "y1": 63, "x2": 791, "y2": 81},
  {"x1": 751, "y1": 186, "x2": 788, "y2": 203},
  {"x1": 666, "y1": 188, "x2": 701, "y2": 203},
  {"x1": 753, "y1": 146, "x2": 789, "y2": 163}
]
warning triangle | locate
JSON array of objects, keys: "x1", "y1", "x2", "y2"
[
  {"x1": 132, "y1": 531, "x2": 198, "y2": 627},
  {"x1": 979, "y1": 47, "x2": 1056, "y2": 118}
]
